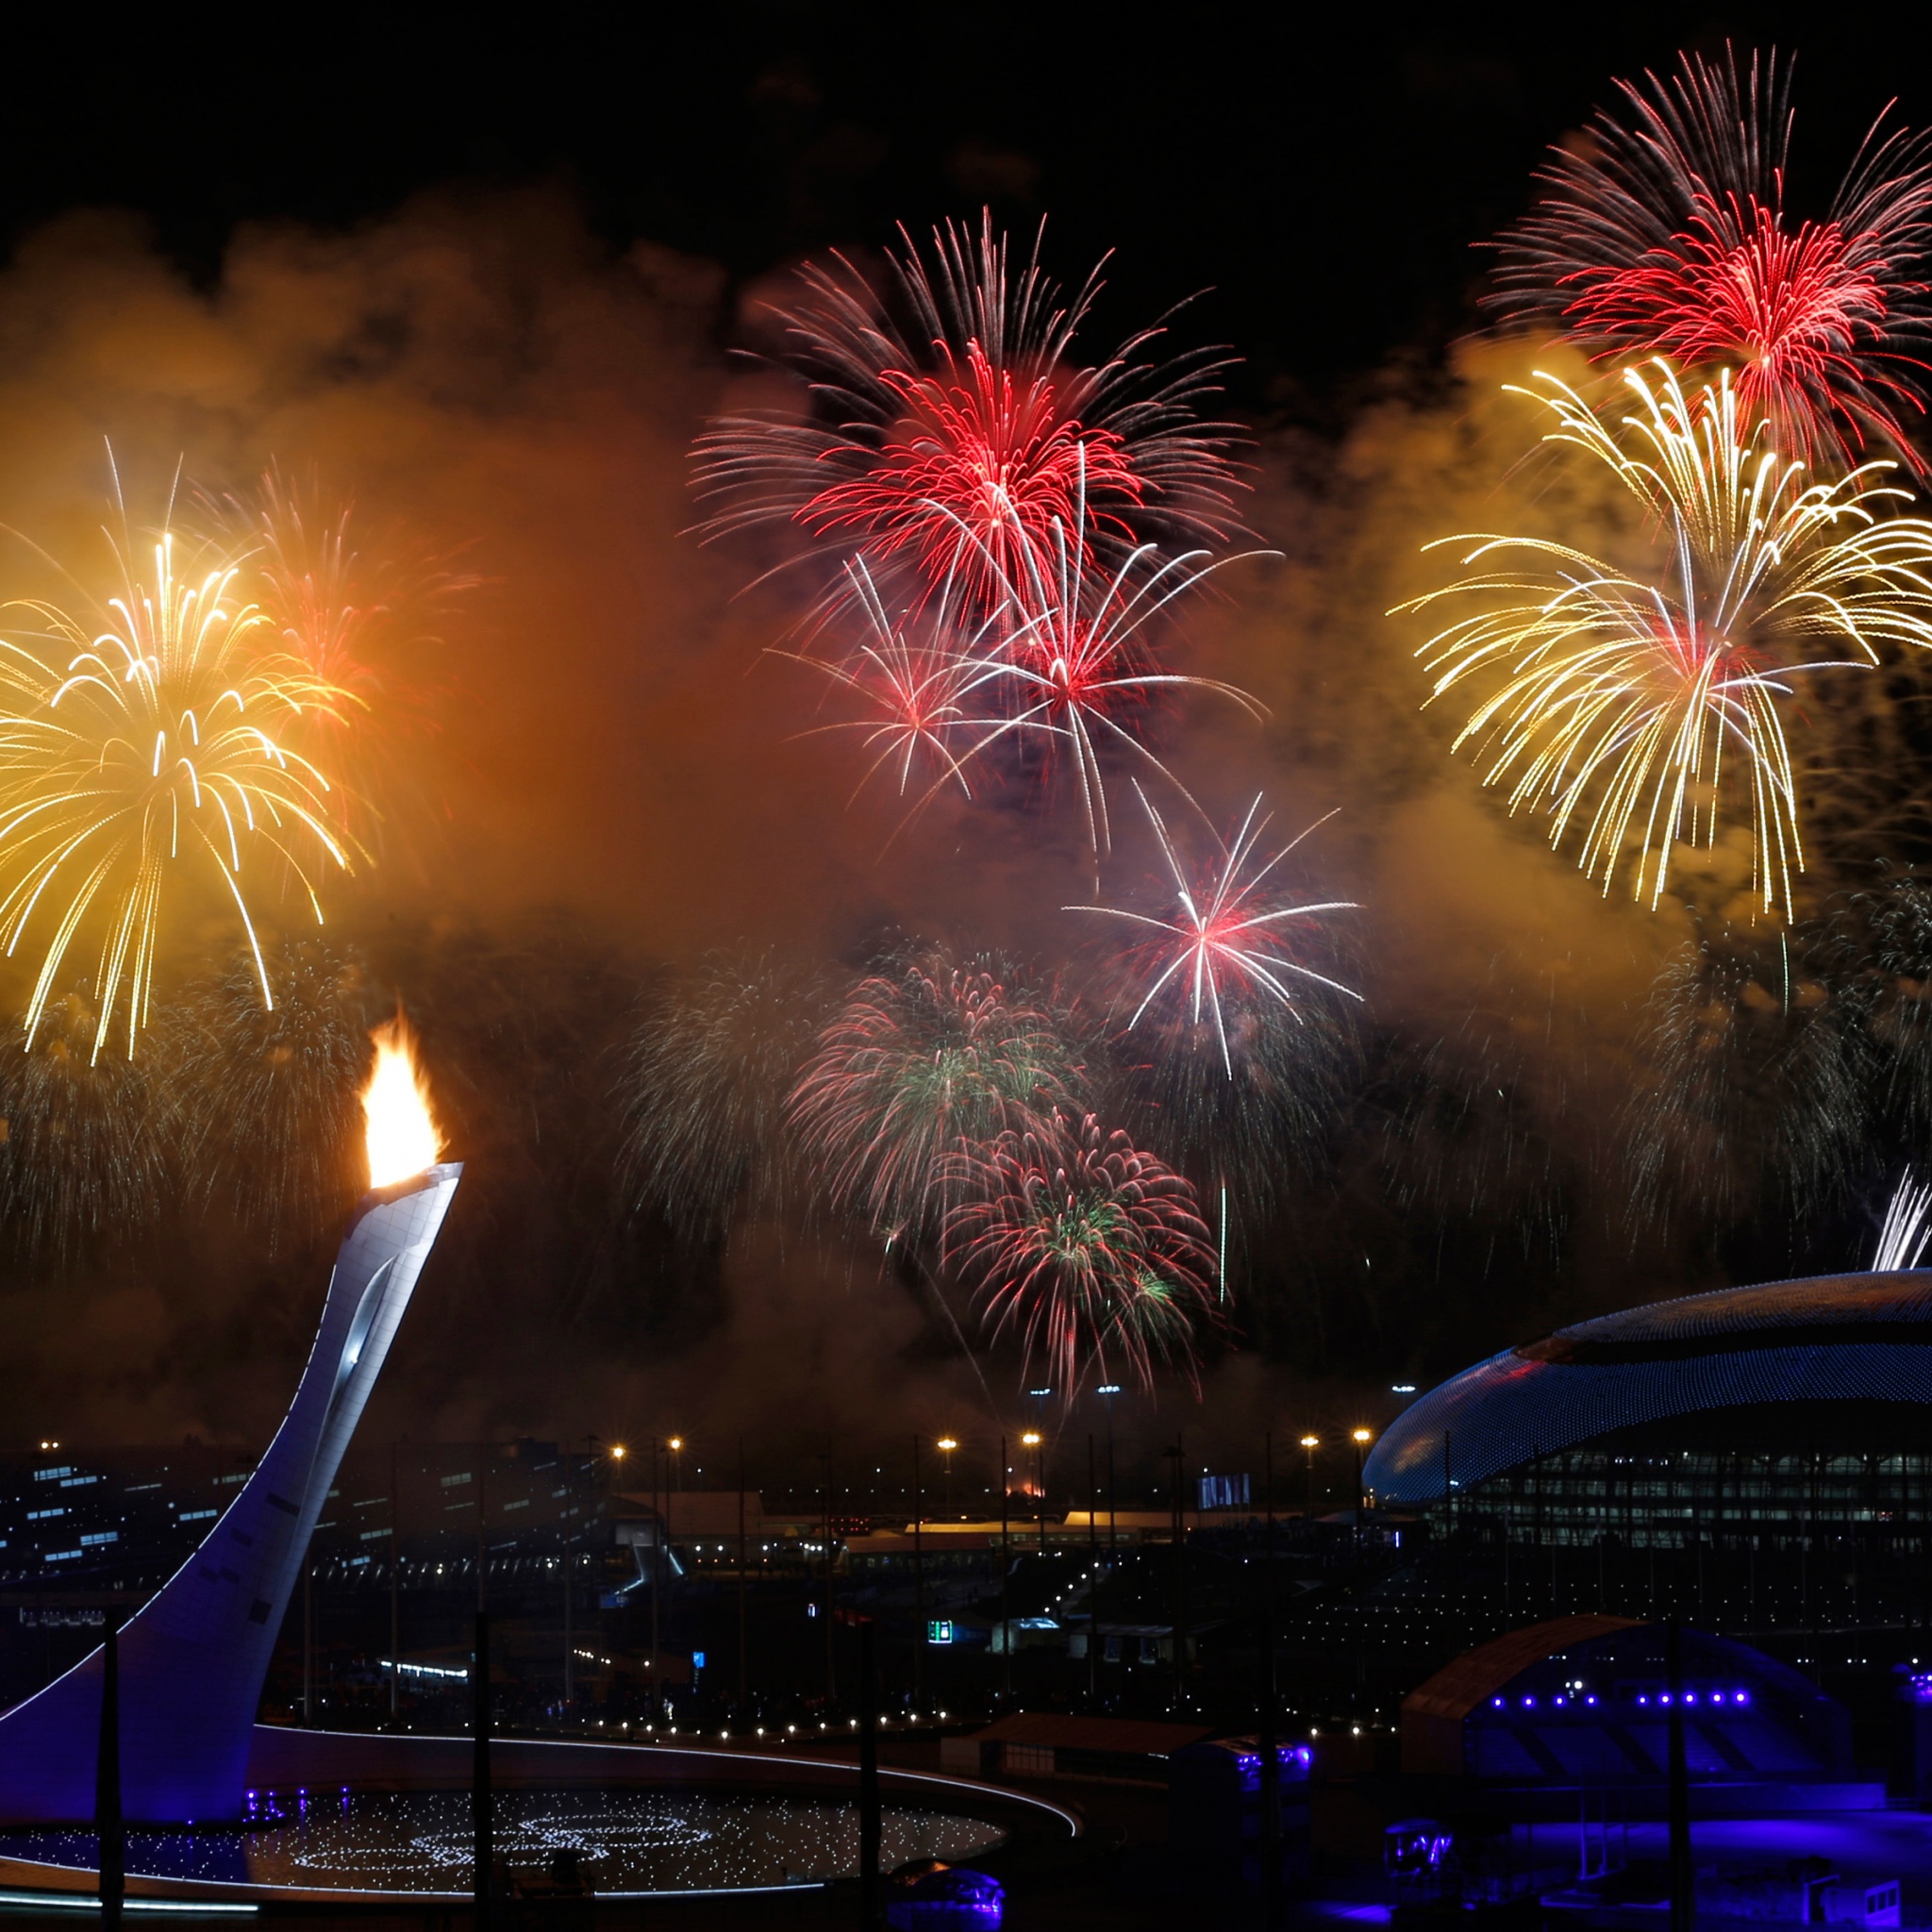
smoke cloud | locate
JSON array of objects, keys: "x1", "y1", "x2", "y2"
[{"x1": 0, "y1": 191, "x2": 1867, "y2": 1473}]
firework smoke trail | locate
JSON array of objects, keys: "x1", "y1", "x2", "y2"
[
  {"x1": 1490, "y1": 45, "x2": 1932, "y2": 475},
  {"x1": 1623, "y1": 935, "x2": 1866, "y2": 1244},
  {"x1": 692, "y1": 211, "x2": 1245, "y2": 613},
  {"x1": 158, "y1": 938, "x2": 371, "y2": 1248},
  {"x1": 1072, "y1": 784, "x2": 1360, "y2": 1072},
  {"x1": 943, "y1": 1110, "x2": 1219, "y2": 1396},
  {"x1": 0, "y1": 492, "x2": 362, "y2": 1058},
  {"x1": 789, "y1": 950, "x2": 1086, "y2": 1241},
  {"x1": 1402, "y1": 361, "x2": 1932, "y2": 918},
  {"x1": 0, "y1": 986, "x2": 165, "y2": 1265},
  {"x1": 619, "y1": 949, "x2": 830, "y2": 1241}
]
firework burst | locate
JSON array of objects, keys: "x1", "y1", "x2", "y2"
[
  {"x1": 1490, "y1": 46, "x2": 1932, "y2": 474},
  {"x1": 790, "y1": 951, "x2": 1086, "y2": 1240},
  {"x1": 1402, "y1": 361, "x2": 1932, "y2": 917},
  {"x1": 1874, "y1": 1169, "x2": 1932, "y2": 1270},
  {"x1": 954, "y1": 486, "x2": 1266, "y2": 863},
  {"x1": 779, "y1": 558, "x2": 993, "y2": 805},
  {"x1": 943, "y1": 1109, "x2": 1218, "y2": 1395},
  {"x1": 785, "y1": 478, "x2": 1266, "y2": 866},
  {"x1": 1073, "y1": 786, "x2": 1359, "y2": 1071},
  {"x1": 219, "y1": 467, "x2": 477, "y2": 848},
  {"x1": 0, "y1": 502, "x2": 360, "y2": 1058},
  {"x1": 692, "y1": 212, "x2": 1245, "y2": 608}
]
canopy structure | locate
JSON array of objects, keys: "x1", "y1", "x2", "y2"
[{"x1": 0, "y1": 1163, "x2": 462, "y2": 1824}]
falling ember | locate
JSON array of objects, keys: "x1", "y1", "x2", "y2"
[{"x1": 361, "y1": 1017, "x2": 441, "y2": 1190}]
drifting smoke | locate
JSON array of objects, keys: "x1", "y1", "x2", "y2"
[{"x1": 0, "y1": 138, "x2": 1926, "y2": 1452}]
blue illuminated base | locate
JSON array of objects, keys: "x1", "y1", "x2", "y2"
[
  {"x1": 1429, "y1": 1778, "x2": 1886, "y2": 1823},
  {"x1": 0, "y1": 1730, "x2": 1076, "y2": 1906}
]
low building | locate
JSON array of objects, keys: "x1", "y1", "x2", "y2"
[
  {"x1": 939, "y1": 1711, "x2": 1214, "y2": 1784},
  {"x1": 1170, "y1": 1737, "x2": 1313, "y2": 1896},
  {"x1": 1401, "y1": 1615, "x2": 1876, "y2": 1817}
]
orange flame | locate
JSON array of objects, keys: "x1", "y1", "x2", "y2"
[{"x1": 361, "y1": 1016, "x2": 442, "y2": 1189}]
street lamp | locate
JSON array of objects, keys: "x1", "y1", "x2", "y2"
[
  {"x1": 1301, "y1": 1435, "x2": 1320, "y2": 1520},
  {"x1": 937, "y1": 1439, "x2": 958, "y2": 1515},
  {"x1": 1351, "y1": 1429, "x2": 1373, "y2": 1539},
  {"x1": 668, "y1": 1437, "x2": 684, "y2": 1493},
  {"x1": 1097, "y1": 1387, "x2": 1122, "y2": 1555},
  {"x1": 1022, "y1": 1432, "x2": 1045, "y2": 1551}
]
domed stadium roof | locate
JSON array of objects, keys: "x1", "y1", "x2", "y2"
[{"x1": 1362, "y1": 1271, "x2": 1932, "y2": 1507}]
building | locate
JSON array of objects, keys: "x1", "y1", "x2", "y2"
[
  {"x1": 1362, "y1": 1270, "x2": 1932, "y2": 1556},
  {"x1": 939, "y1": 1711, "x2": 1214, "y2": 1783},
  {"x1": 1401, "y1": 1615, "x2": 1875, "y2": 1817}
]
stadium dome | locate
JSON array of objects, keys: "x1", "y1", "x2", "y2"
[{"x1": 1363, "y1": 1271, "x2": 1932, "y2": 1507}]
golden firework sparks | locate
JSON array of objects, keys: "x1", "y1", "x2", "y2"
[
  {"x1": 1399, "y1": 360, "x2": 1932, "y2": 918},
  {"x1": 0, "y1": 513, "x2": 360, "y2": 1059}
]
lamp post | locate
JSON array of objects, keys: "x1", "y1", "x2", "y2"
[
  {"x1": 648, "y1": 1438, "x2": 662, "y2": 1720},
  {"x1": 1022, "y1": 1432, "x2": 1044, "y2": 1554},
  {"x1": 1098, "y1": 1386, "x2": 1121, "y2": 1557},
  {"x1": 911, "y1": 1435, "x2": 924, "y2": 1710},
  {"x1": 1351, "y1": 1429, "x2": 1372, "y2": 1525},
  {"x1": 1301, "y1": 1435, "x2": 1320, "y2": 1522},
  {"x1": 668, "y1": 1437, "x2": 684, "y2": 1494},
  {"x1": 998, "y1": 1433, "x2": 1011, "y2": 1703},
  {"x1": 937, "y1": 1438, "x2": 958, "y2": 1517}
]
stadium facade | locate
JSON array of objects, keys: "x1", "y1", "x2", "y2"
[{"x1": 1363, "y1": 1271, "x2": 1932, "y2": 1553}]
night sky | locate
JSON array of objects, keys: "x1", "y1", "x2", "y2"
[{"x1": 5, "y1": 7, "x2": 1932, "y2": 1463}]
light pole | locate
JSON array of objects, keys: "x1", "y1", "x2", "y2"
[
  {"x1": 1351, "y1": 1429, "x2": 1373, "y2": 1574},
  {"x1": 998, "y1": 1433, "x2": 1011, "y2": 1703},
  {"x1": 1098, "y1": 1386, "x2": 1121, "y2": 1558},
  {"x1": 937, "y1": 1438, "x2": 958, "y2": 1516},
  {"x1": 1022, "y1": 1432, "x2": 1044, "y2": 1554},
  {"x1": 648, "y1": 1438, "x2": 662, "y2": 1721},
  {"x1": 1301, "y1": 1435, "x2": 1320, "y2": 1522},
  {"x1": 911, "y1": 1435, "x2": 924, "y2": 1710},
  {"x1": 668, "y1": 1437, "x2": 685, "y2": 1494}
]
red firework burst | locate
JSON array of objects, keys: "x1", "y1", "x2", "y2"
[
  {"x1": 799, "y1": 339, "x2": 1144, "y2": 599},
  {"x1": 958, "y1": 497, "x2": 1265, "y2": 862},
  {"x1": 1073, "y1": 786, "x2": 1360, "y2": 1074},
  {"x1": 692, "y1": 212, "x2": 1245, "y2": 608},
  {"x1": 1490, "y1": 46, "x2": 1932, "y2": 473},
  {"x1": 943, "y1": 1111, "x2": 1219, "y2": 1395},
  {"x1": 779, "y1": 560, "x2": 993, "y2": 804}
]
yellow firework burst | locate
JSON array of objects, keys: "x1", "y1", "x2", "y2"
[
  {"x1": 0, "y1": 517, "x2": 359, "y2": 1059},
  {"x1": 1400, "y1": 360, "x2": 1932, "y2": 917}
]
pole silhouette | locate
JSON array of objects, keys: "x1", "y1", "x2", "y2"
[
  {"x1": 859, "y1": 1618, "x2": 880, "y2": 1927},
  {"x1": 473, "y1": 1609, "x2": 492, "y2": 1929},
  {"x1": 737, "y1": 1437, "x2": 749, "y2": 1713},
  {"x1": 95, "y1": 1616, "x2": 123, "y2": 1931}
]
